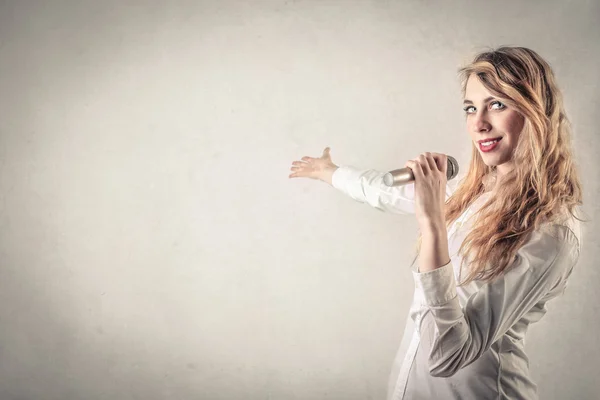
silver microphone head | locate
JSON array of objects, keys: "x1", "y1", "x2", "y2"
[{"x1": 447, "y1": 155, "x2": 459, "y2": 180}]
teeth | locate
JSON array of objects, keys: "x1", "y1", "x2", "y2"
[{"x1": 481, "y1": 139, "x2": 499, "y2": 146}]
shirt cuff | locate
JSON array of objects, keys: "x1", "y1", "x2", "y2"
[
  {"x1": 411, "y1": 261, "x2": 457, "y2": 306},
  {"x1": 331, "y1": 165, "x2": 362, "y2": 190}
]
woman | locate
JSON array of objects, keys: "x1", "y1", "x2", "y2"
[{"x1": 288, "y1": 46, "x2": 587, "y2": 399}]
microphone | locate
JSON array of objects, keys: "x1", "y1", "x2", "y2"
[{"x1": 382, "y1": 155, "x2": 459, "y2": 187}]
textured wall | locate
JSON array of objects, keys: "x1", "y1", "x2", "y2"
[{"x1": 0, "y1": 1, "x2": 598, "y2": 399}]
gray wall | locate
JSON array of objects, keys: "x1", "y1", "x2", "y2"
[{"x1": 0, "y1": 1, "x2": 598, "y2": 399}]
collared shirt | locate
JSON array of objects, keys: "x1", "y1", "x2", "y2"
[{"x1": 331, "y1": 165, "x2": 582, "y2": 400}]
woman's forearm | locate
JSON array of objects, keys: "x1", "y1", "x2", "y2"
[{"x1": 419, "y1": 221, "x2": 451, "y2": 273}]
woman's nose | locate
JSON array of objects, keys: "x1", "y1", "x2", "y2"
[{"x1": 473, "y1": 111, "x2": 492, "y2": 132}]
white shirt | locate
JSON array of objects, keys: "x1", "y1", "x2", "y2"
[{"x1": 331, "y1": 165, "x2": 582, "y2": 400}]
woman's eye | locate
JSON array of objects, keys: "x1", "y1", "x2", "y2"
[{"x1": 463, "y1": 101, "x2": 505, "y2": 114}]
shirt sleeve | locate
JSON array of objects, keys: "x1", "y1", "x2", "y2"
[
  {"x1": 409, "y1": 224, "x2": 580, "y2": 378},
  {"x1": 331, "y1": 165, "x2": 456, "y2": 215}
]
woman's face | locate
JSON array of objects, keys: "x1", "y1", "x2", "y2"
[{"x1": 463, "y1": 75, "x2": 525, "y2": 178}]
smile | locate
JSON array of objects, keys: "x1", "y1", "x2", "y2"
[{"x1": 478, "y1": 138, "x2": 502, "y2": 152}]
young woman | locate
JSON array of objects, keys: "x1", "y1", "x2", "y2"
[{"x1": 288, "y1": 46, "x2": 587, "y2": 399}]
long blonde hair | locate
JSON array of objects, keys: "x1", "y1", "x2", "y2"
[{"x1": 414, "y1": 46, "x2": 588, "y2": 285}]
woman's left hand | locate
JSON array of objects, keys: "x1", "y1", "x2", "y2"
[{"x1": 405, "y1": 152, "x2": 448, "y2": 231}]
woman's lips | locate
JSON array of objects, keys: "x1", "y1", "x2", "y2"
[{"x1": 479, "y1": 137, "x2": 502, "y2": 152}]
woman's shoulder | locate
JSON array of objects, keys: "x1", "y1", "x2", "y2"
[{"x1": 538, "y1": 206, "x2": 582, "y2": 254}]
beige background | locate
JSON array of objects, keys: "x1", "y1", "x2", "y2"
[{"x1": 0, "y1": 1, "x2": 598, "y2": 399}]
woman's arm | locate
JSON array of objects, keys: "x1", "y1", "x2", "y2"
[
  {"x1": 418, "y1": 222, "x2": 451, "y2": 273},
  {"x1": 410, "y1": 223, "x2": 580, "y2": 378},
  {"x1": 327, "y1": 165, "x2": 455, "y2": 215}
]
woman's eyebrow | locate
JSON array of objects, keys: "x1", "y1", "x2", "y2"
[{"x1": 463, "y1": 96, "x2": 496, "y2": 105}]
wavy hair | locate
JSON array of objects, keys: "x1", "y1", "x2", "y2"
[{"x1": 413, "y1": 46, "x2": 588, "y2": 285}]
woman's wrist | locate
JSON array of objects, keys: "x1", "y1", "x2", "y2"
[
  {"x1": 419, "y1": 216, "x2": 446, "y2": 236},
  {"x1": 320, "y1": 165, "x2": 339, "y2": 186},
  {"x1": 419, "y1": 225, "x2": 451, "y2": 272}
]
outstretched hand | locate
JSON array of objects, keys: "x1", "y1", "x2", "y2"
[{"x1": 289, "y1": 147, "x2": 338, "y2": 182}]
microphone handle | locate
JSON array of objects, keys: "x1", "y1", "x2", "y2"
[{"x1": 383, "y1": 155, "x2": 459, "y2": 187}]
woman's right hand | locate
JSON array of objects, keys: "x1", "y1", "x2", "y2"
[{"x1": 288, "y1": 147, "x2": 339, "y2": 185}]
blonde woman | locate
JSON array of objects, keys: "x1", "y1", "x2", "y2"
[{"x1": 289, "y1": 46, "x2": 587, "y2": 400}]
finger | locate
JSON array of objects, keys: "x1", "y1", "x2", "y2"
[
  {"x1": 418, "y1": 154, "x2": 430, "y2": 175},
  {"x1": 290, "y1": 161, "x2": 308, "y2": 169},
  {"x1": 289, "y1": 166, "x2": 306, "y2": 177},
  {"x1": 423, "y1": 152, "x2": 437, "y2": 172},
  {"x1": 432, "y1": 152, "x2": 448, "y2": 175},
  {"x1": 405, "y1": 160, "x2": 423, "y2": 181}
]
